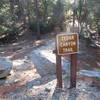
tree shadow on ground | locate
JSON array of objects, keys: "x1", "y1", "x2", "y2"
[{"x1": 0, "y1": 78, "x2": 6, "y2": 86}]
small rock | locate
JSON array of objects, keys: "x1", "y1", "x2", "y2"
[
  {"x1": 0, "y1": 78, "x2": 6, "y2": 85},
  {"x1": 24, "y1": 56, "x2": 28, "y2": 60},
  {"x1": 45, "y1": 88, "x2": 51, "y2": 92},
  {"x1": 14, "y1": 79, "x2": 20, "y2": 83},
  {"x1": 0, "y1": 57, "x2": 12, "y2": 78},
  {"x1": 82, "y1": 88, "x2": 86, "y2": 92}
]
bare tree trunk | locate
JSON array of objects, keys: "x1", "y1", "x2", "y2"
[
  {"x1": 73, "y1": 0, "x2": 76, "y2": 27},
  {"x1": 18, "y1": 0, "x2": 27, "y2": 25},
  {"x1": 16, "y1": 0, "x2": 22, "y2": 20},
  {"x1": 34, "y1": 0, "x2": 41, "y2": 39},
  {"x1": 27, "y1": 0, "x2": 31, "y2": 25},
  {"x1": 52, "y1": 0, "x2": 65, "y2": 29},
  {"x1": 9, "y1": 0, "x2": 16, "y2": 31},
  {"x1": 9, "y1": 0, "x2": 15, "y2": 21},
  {"x1": 42, "y1": 0, "x2": 48, "y2": 23},
  {"x1": 78, "y1": 0, "x2": 82, "y2": 33}
]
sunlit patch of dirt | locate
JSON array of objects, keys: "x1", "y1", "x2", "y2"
[{"x1": 0, "y1": 80, "x2": 27, "y2": 98}]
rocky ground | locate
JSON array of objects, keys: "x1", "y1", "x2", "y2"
[{"x1": 0, "y1": 34, "x2": 100, "y2": 100}]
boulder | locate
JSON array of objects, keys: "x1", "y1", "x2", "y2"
[{"x1": 0, "y1": 57, "x2": 12, "y2": 78}]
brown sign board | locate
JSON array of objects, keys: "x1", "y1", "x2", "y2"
[{"x1": 56, "y1": 33, "x2": 79, "y2": 55}]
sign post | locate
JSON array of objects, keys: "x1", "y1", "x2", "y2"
[
  {"x1": 56, "y1": 33, "x2": 79, "y2": 88},
  {"x1": 70, "y1": 54, "x2": 77, "y2": 88},
  {"x1": 54, "y1": 27, "x2": 63, "y2": 88},
  {"x1": 56, "y1": 54, "x2": 62, "y2": 88}
]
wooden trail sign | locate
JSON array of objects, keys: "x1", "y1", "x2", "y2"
[
  {"x1": 56, "y1": 33, "x2": 79, "y2": 55},
  {"x1": 55, "y1": 33, "x2": 79, "y2": 89}
]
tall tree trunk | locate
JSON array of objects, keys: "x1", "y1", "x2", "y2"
[
  {"x1": 27, "y1": 0, "x2": 31, "y2": 25},
  {"x1": 34, "y1": 0, "x2": 41, "y2": 39},
  {"x1": 52, "y1": 0, "x2": 65, "y2": 28},
  {"x1": 18, "y1": 0, "x2": 27, "y2": 25},
  {"x1": 42, "y1": 0, "x2": 48, "y2": 23},
  {"x1": 16, "y1": 0, "x2": 22, "y2": 20},
  {"x1": 73, "y1": 0, "x2": 76, "y2": 27},
  {"x1": 9, "y1": 0, "x2": 15, "y2": 21},
  {"x1": 9, "y1": 0, "x2": 16, "y2": 31},
  {"x1": 78, "y1": 0, "x2": 83, "y2": 33}
]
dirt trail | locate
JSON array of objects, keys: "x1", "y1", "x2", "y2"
[{"x1": 0, "y1": 35, "x2": 100, "y2": 100}]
